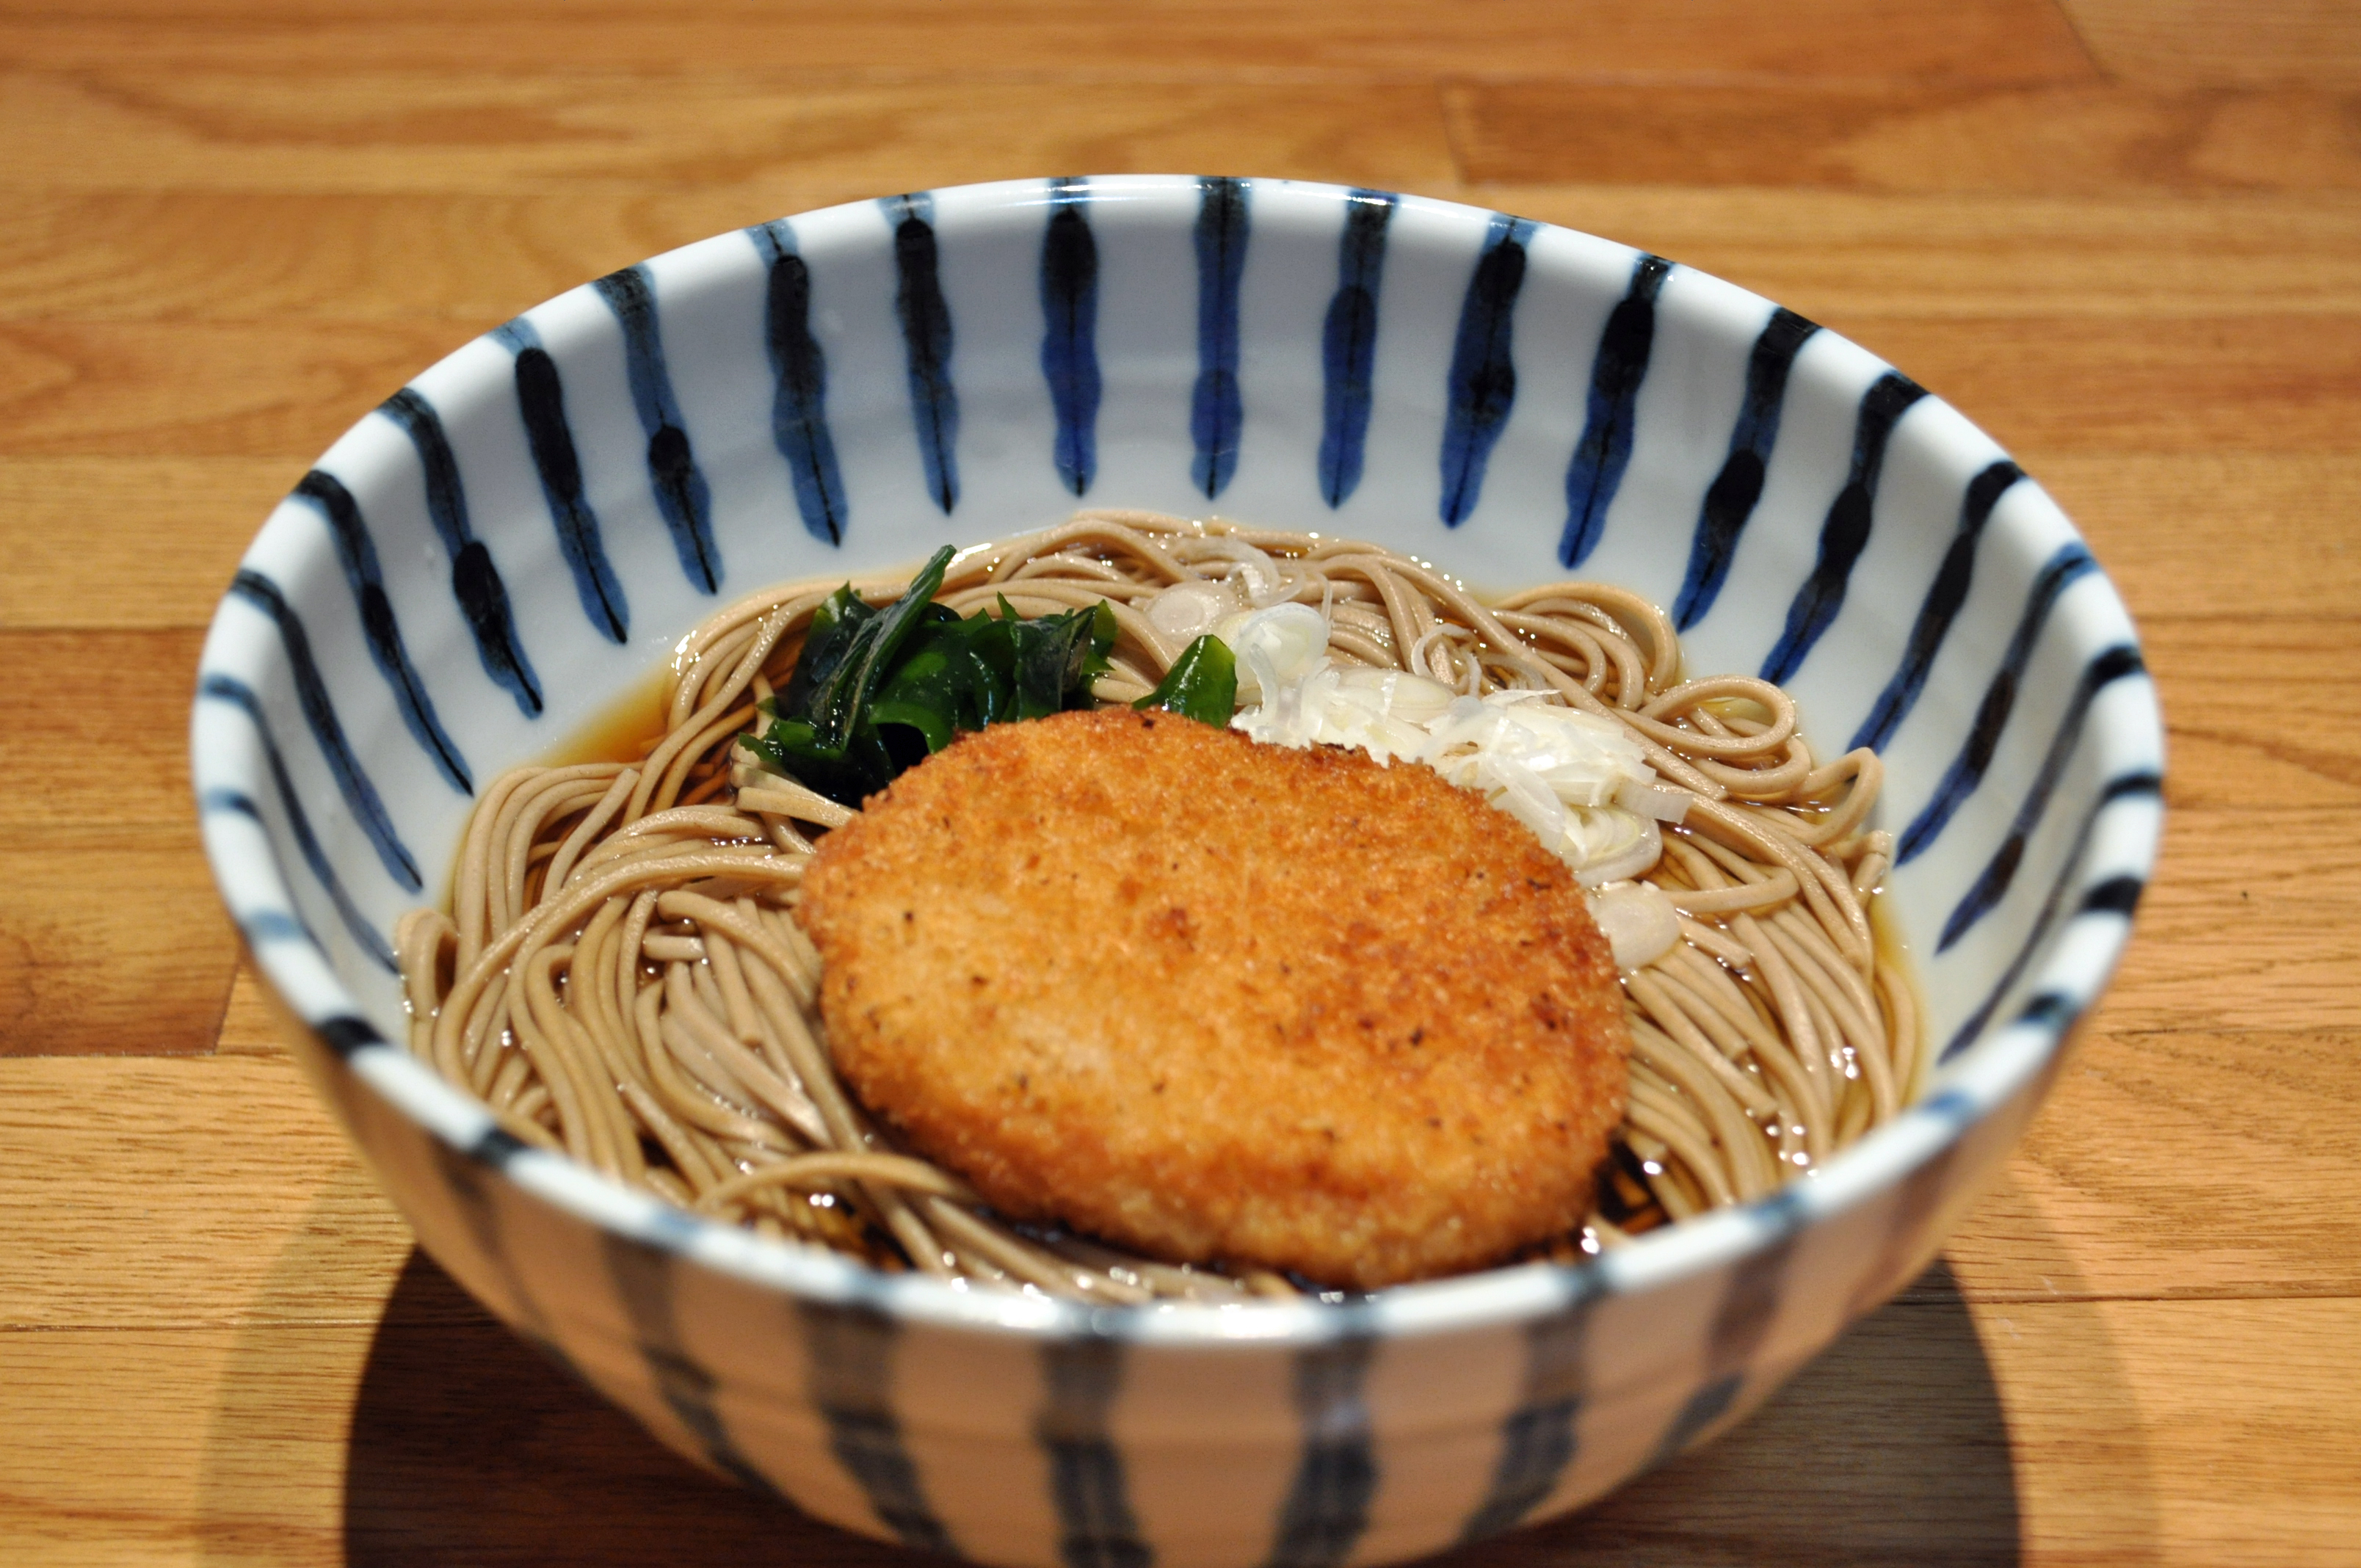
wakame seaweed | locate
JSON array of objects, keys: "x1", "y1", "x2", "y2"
[
  {"x1": 1134, "y1": 634, "x2": 1237, "y2": 726},
  {"x1": 747, "y1": 553, "x2": 1120, "y2": 805}
]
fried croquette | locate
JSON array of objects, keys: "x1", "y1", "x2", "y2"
[{"x1": 797, "y1": 707, "x2": 1631, "y2": 1289}]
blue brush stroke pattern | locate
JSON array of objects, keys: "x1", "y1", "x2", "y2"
[
  {"x1": 1192, "y1": 175, "x2": 1250, "y2": 498},
  {"x1": 748, "y1": 220, "x2": 851, "y2": 545},
  {"x1": 1843, "y1": 1121, "x2": 1968, "y2": 1319},
  {"x1": 1457, "y1": 1281, "x2": 1597, "y2": 1543},
  {"x1": 493, "y1": 318, "x2": 629, "y2": 643},
  {"x1": 425, "y1": 1132, "x2": 587, "y2": 1388},
  {"x1": 377, "y1": 387, "x2": 544, "y2": 716},
  {"x1": 1649, "y1": 1195, "x2": 1806, "y2": 1464},
  {"x1": 1263, "y1": 1335, "x2": 1377, "y2": 1568},
  {"x1": 1559, "y1": 253, "x2": 1672, "y2": 567},
  {"x1": 801, "y1": 1302, "x2": 957, "y2": 1554},
  {"x1": 1758, "y1": 371, "x2": 1928, "y2": 684},
  {"x1": 1936, "y1": 642, "x2": 2147, "y2": 951},
  {"x1": 1850, "y1": 459, "x2": 2025, "y2": 754},
  {"x1": 882, "y1": 192, "x2": 960, "y2": 515},
  {"x1": 225, "y1": 570, "x2": 421, "y2": 893},
  {"x1": 197, "y1": 677, "x2": 397, "y2": 971},
  {"x1": 1039, "y1": 1340, "x2": 1150, "y2": 1568},
  {"x1": 1897, "y1": 541, "x2": 2099, "y2": 864},
  {"x1": 1439, "y1": 214, "x2": 1534, "y2": 526},
  {"x1": 311, "y1": 1015, "x2": 386, "y2": 1059},
  {"x1": 604, "y1": 1230, "x2": 786, "y2": 1502},
  {"x1": 233, "y1": 905, "x2": 316, "y2": 948},
  {"x1": 1941, "y1": 772, "x2": 2161, "y2": 1061},
  {"x1": 289, "y1": 469, "x2": 471, "y2": 795},
  {"x1": 1673, "y1": 306, "x2": 1819, "y2": 629},
  {"x1": 1318, "y1": 189, "x2": 1396, "y2": 508},
  {"x1": 1040, "y1": 178, "x2": 1102, "y2": 498},
  {"x1": 591, "y1": 266, "x2": 722, "y2": 591},
  {"x1": 200, "y1": 794, "x2": 328, "y2": 957}
]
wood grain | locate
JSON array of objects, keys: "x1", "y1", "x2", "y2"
[
  {"x1": 215, "y1": 962, "x2": 291, "y2": 1058},
  {"x1": 0, "y1": 826, "x2": 236, "y2": 1058},
  {"x1": 1473, "y1": 186, "x2": 2361, "y2": 320},
  {"x1": 0, "y1": 1056, "x2": 407, "y2": 1324},
  {"x1": 0, "y1": 73, "x2": 1458, "y2": 197},
  {"x1": 15, "y1": 188, "x2": 2361, "y2": 325},
  {"x1": 10, "y1": 629, "x2": 204, "y2": 824},
  {"x1": 0, "y1": 1, "x2": 2100, "y2": 81},
  {"x1": 0, "y1": 459, "x2": 289, "y2": 629},
  {"x1": 2143, "y1": 617, "x2": 2361, "y2": 809},
  {"x1": 1949, "y1": 1028, "x2": 2361, "y2": 1300},
  {"x1": 1, "y1": 629, "x2": 236, "y2": 1056},
  {"x1": 2100, "y1": 806, "x2": 2361, "y2": 1035},
  {"x1": 4, "y1": 0, "x2": 2357, "y2": 1560},
  {"x1": 1827, "y1": 315, "x2": 2361, "y2": 454},
  {"x1": 2038, "y1": 454, "x2": 2361, "y2": 618},
  {"x1": 0, "y1": 321, "x2": 460, "y2": 458},
  {"x1": 1451, "y1": 80, "x2": 2361, "y2": 194},
  {"x1": 2061, "y1": 0, "x2": 2361, "y2": 87}
]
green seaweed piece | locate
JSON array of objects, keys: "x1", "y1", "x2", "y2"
[
  {"x1": 1134, "y1": 634, "x2": 1238, "y2": 725},
  {"x1": 752, "y1": 557, "x2": 1122, "y2": 805}
]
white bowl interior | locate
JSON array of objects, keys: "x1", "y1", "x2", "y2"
[{"x1": 195, "y1": 174, "x2": 2163, "y2": 1337}]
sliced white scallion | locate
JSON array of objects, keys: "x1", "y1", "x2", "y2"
[{"x1": 1230, "y1": 628, "x2": 1684, "y2": 885}]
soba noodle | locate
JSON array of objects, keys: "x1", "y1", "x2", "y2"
[{"x1": 394, "y1": 509, "x2": 1916, "y2": 1301}]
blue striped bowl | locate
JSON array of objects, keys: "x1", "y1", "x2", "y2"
[{"x1": 192, "y1": 176, "x2": 2162, "y2": 1565}]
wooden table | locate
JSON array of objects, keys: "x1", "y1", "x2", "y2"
[{"x1": 5, "y1": 1, "x2": 2358, "y2": 1561}]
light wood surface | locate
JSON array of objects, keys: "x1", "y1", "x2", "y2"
[{"x1": 3, "y1": 2, "x2": 2357, "y2": 1562}]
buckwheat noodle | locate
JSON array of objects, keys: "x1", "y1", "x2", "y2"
[{"x1": 395, "y1": 509, "x2": 1918, "y2": 1301}]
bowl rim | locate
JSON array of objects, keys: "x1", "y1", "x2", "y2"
[{"x1": 192, "y1": 173, "x2": 2165, "y2": 1346}]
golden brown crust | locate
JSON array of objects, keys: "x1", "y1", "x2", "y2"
[{"x1": 799, "y1": 708, "x2": 1630, "y2": 1288}]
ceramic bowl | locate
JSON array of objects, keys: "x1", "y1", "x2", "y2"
[{"x1": 192, "y1": 175, "x2": 2163, "y2": 1567}]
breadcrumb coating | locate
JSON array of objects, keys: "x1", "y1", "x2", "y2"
[{"x1": 799, "y1": 707, "x2": 1629, "y2": 1288}]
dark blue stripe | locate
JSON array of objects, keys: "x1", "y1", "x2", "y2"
[
  {"x1": 1649, "y1": 1196, "x2": 1806, "y2": 1464},
  {"x1": 1937, "y1": 644, "x2": 2148, "y2": 951},
  {"x1": 377, "y1": 387, "x2": 544, "y2": 718},
  {"x1": 224, "y1": 571, "x2": 421, "y2": 893},
  {"x1": 1940, "y1": 773, "x2": 2161, "y2": 1063},
  {"x1": 882, "y1": 192, "x2": 960, "y2": 515},
  {"x1": 749, "y1": 220, "x2": 851, "y2": 546},
  {"x1": 605, "y1": 1228, "x2": 787, "y2": 1503},
  {"x1": 590, "y1": 267, "x2": 722, "y2": 592},
  {"x1": 1040, "y1": 178, "x2": 1103, "y2": 498},
  {"x1": 1317, "y1": 189, "x2": 1396, "y2": 508},
  {"x1": 800, "y1": 1301, "x2": 957, "y2": 1553},
  {"x1": 2013, "y1": 991, "x2": 2079, "y2": 1031},
  {"x1": 313, "y1": 1013, "x2": 387, "y2": 1061},
  {"x1": 1559, "y1": 253, "x2": 1672, "y2": 568},
  {"x1": 197, "y1": 687, "x2": 397, "y2": 971},
  {"x1": 1850, "y1": 460, "x2": 2025, "y2": 754},
  {"x1": 468, "y1": 1123, "x2": 531, "y2": 1166},
  {"x1": 2082, "y1": 874, "x2": 2146, "y2": 915},
  {"x1": 1040, "y1": 1339, "x2": 1151, "y2": 1568},
  {"x1": 1843, "y1": 1134, "x2": 1967, "y2": 1318},
  {"x1": 1457, "y1": 1277, "x2": 1599, "y2": 1544},
  {"x1": 1673, "y1": 308, "x2": 1818, "y2": 630},
  {"x1": 238, "y1": 907, "x2": 314, "y2": 947},
  {"x1": 496, "y1": 321, "x2": 629, "y2": 644},
  {"x1": 289, "y1": 469, "x2": 471, "y2": 794},
  {"x1": 1262, "y1": 1335, "x2": 1377, "y2": 1568},
  {"x1": 1438, "y1": 214, "x2": 1532, "y2": 526},
  {"x1": 427, "y1": 1135, "x2": 585, "y2": 1385},
  {"x1": 1758, "y1": 371, "x2": 1929, "y2": 684},
  {"x1": 1191, "y1": 175, "x2": 1250, "y2": 499},
  {"x1": 1897, "y1": 542, "x2": 2100, "y2": 863},
  {"x1": 201, "y1": 788, "x2": 330, "y2": 956}
]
